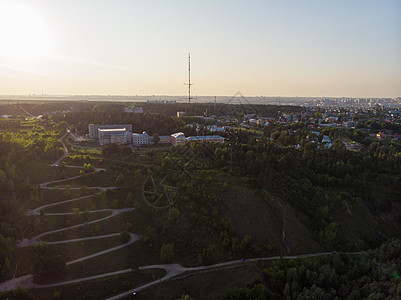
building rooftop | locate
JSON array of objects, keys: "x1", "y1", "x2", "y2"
[
  {"x1": 186, "y1": 135, "x2": 224, "y2": 141},
  {"x1": 171, "y1": 132, "x2": 185, "y2": 138},
  {"x1": 98, "y1": 128, "x2": 127, "y2": 133},
  {"x1": 132, "y1": 131, "x2": 149, "y2": 136}
]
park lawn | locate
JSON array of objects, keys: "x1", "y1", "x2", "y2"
[
  {"x1": 70, "y1": 146, "x2": 102, "y2": 155},
  {"x1": 23, "y1": 160, "x2": 82, "y2": 185},
  {"x1": 43, "y1": 193, "x2": 108, "y2": 212},
  {"x1": 29, "y1": 269, "x2": 165, "y2": 300},
  {"x1": 47, "y1": 170, "x2": 115, "y2": 188},
  {"x1": 137, "y1": 265, "x2": 262, "y2": 300},
  {"x1": 24, "y1": 188, "x2": 98, "y2": 210},
  {"x1": 62, "y1": 239, "x2": 162, "y2": 281},
  {"x1": 42, "y1": 211, "x2": 135, "y2": 242},
  {"x1": 47, "y1": 235, "x2": 123, "y2": 262},
  {"x1": 24, "y1": 211, "x2": 111, "y2": 239}
]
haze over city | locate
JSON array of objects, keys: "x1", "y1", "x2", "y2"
[{"x1": 0, "y1": 0, "x2": 400, "y2": 97}]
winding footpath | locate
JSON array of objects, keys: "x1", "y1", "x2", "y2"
[
  {"x1": 107, "y1": 251, "x2": 360, "y2": 300},
  {"x1": 0, "y1": 132, "x2": 365, "y2": 299},
  {"x1": 0, "y1": 132, "x2": 139, "y2": 292}
]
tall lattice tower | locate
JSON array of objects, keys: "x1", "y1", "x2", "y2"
[{"x1": 184, "y1": 53, "x2": 193, "y2": 104}]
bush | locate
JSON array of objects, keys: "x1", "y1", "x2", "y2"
[
  {"x1": 160, "y1": 243, "x2": 175, "y2": 262},
  {"x1": 120, "y1": 231, "x2": 131, "y2": 243}
]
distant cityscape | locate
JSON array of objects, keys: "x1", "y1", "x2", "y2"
[{"x1": 0, "y1": 95, "x2": 400, "y2": 108}]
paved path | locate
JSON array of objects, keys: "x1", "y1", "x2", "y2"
[
  {"x1": 66, "y1": 233, "x2": 140, "y2": 265},
  {"x1": 0, "y1": 133, "x2": 139, "y2": 292},
  {"x1": 106, "y1": 251, "x2": 358, "y2": 300},
  {"x1": 34, "y1": 269, "x2": 133, "y2": 289},
  {"x1": 17, "y1": 208, "x2": 135, "y2": 247},
  {"x1": 51, "y1": 131, "x2": 70, "y2": 167},
  {"x1": 0, "y1": 132, "x2": 364, "y2": 297}
]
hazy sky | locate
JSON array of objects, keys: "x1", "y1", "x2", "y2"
[{"x1": 0, "y1": 0, "x2": 400, "y2": 97}]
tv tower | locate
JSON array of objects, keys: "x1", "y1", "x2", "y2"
[{"x1": 184, "y1": 53, "x2": 193, "y2": 104}]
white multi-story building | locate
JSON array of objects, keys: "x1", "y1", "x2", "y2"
[
  {"x1": 98, "y1": 128, "x2": 130, "y2": 146},
  {"x1": 171, "y1": 132, "x2": 186, "y2": 146},
  {"x1": 132, "y1": 131, "x2": 152, "y2": 146},
  {"x1": 89, "y1": 124, "x2": 132, "y2": 142}
]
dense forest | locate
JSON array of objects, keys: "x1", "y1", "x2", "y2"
[
  {"x1": 0, "y1": 102, "x2": 400, "y2": 298},
  {"x1": 226, "y1": 239, "x2": 401, "y2": 299},
  {"x1": 0, "y1": 118, "x2": 65, "y2": 282},
  {"x1": 162, "y1": 135, "x2": 401, "y2": 250}
]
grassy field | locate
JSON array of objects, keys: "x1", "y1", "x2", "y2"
[
  {"x1": 25, "y1": 211, "x2": 111, "y2": 239},
  {"x1": 47, "y1": 171, "x2": 116, "y2": 188},
  {"x1": 24, "y1": 161, "x2": 83, "y2": 185},
  {"x1": 24, "y1": 188, "x2": 97, "y2": 210},
  {"x1": 49, "y1": 235, "x2": 123, "y2": 262},
  {"x1": 42, "y1": 193, "x2": 107, "y2": 212},
  {"x1": 63, "y1": 240, "x2": 162, "y2": 280},
  {"x1": 135, "y1": 265, "x2": 262, "y2": 300},
  {"x1": 30, "y1": 269, "x2": 165, "y2": 300}
]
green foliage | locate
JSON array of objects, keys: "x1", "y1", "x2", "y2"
[
  {"x1": 227, "y1": 239, "x2": 401, "y2": 299},
  {"x1": 120, "y1": 231, "x2": 131, "y2": 243},
  {"x1": 33, "y1": 243, "x2": 66, "y2": 278},
  {"x1": 226, "y1": 283, "x2": 272, "y2": 300},
  {"x1": 0, "y1": 234, "x2": 13, "y2": 281},
  {"x1": 160, "y1": 243, "x2": 175, "y2": 262},
  {"x1": 53, "y1": 121, "x2": 68, "y2": 135},
  {"x1": 83, "y1": 163, "x2": 95, "y2": 173},
  {"x1": 177, "y1": 295, "x2": 194, "y2": 300},
  {"x1": 153, "y1": 133, "x2": 160, "y2": 146}
]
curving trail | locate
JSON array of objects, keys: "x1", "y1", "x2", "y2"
[
  {"x1": 0, "y1": 132, "x2": 140, "y2": 292},
  {"x1": 0, "y1": 132, "x2": 366, "y2": 297},
  {"x1": 106, "y1": 251, "x2": 366, "y2": 300}
]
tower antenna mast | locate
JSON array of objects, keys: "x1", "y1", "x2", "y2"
[{"x1": 184, "y1": 53, "x2": 193, "y2": 104}]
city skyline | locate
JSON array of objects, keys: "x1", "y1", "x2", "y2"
[{"x1": 0, "y1": 0, "x2": 400, "y2": 98}]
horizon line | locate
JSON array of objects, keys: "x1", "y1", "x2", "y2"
[{"x1": 0, "y1": 94, "x2": 400, "y2": 99}]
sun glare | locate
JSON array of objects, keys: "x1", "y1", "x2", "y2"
[{"x1": 0, "y1": 1, "x2": 51, "y2": 60}]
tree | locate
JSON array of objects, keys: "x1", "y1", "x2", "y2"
[
  {"x1": 160, "y1": 243, "x2": 175, "y2": 262},
  {"x1": 153, "y1": 133, "x2": 160, "y2": 146},
  {"x1": 33, "y1": 243, "x2": 66, "y2": 278},
  {"x1": 83, "y1": 163, "x2": 95, "y2": 173},
  {"x1": 120, "y1": 231, "x2": 131, "y2": 243}
]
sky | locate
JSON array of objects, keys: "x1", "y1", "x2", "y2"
[{"x1": 0, "y1": 0, "x2": 400, "y2": 97}]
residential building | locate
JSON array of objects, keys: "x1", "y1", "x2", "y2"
[
  {"x1": 206, "y1": 125, "x2": 225, "y2": 132},
  {"x1": 322, "y1": 135, "x2": 332, "y2": 143}
]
